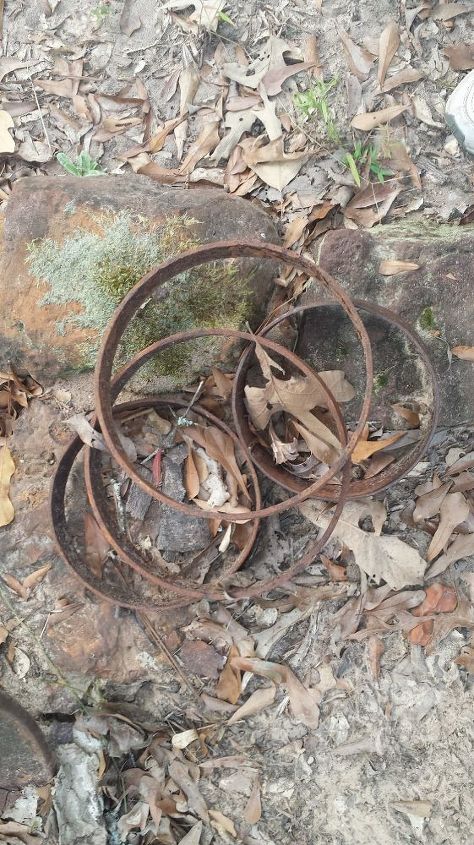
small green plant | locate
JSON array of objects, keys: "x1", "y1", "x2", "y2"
[
  {"x1": 56, "y1": 151, "x2": 105, "y2": 177},
  {"x1": 293, "y1": 78, "x2": 340, "y2": 144},
  {"x1": 418, "y1": 306, "x2": 439, "y2": 335},
  {"x1": 373, "y1": 371, "x2": 389, "y2": 394},
  {"x1": 217, "y1": 10, "x2": 235, "y2": 24},
  {"x1": 344, "y1": 142, "x2": 392, "y2": 187},
  {"x1": 91, "y1": 2, "x2": 110, "y2": 24}
]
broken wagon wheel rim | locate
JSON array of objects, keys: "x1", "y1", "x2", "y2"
[
  {"x1": 84, "y1": 397, "x2": 262, "y2": 600},
  {"x1": 232, "y1": 299, "x2": 440, "y2": 500},
  {"x1": 94, "y1": 240, "x2": 374, "y2": 521}
]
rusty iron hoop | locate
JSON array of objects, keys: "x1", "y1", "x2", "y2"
[
  {"x1": 93, "y1": 241, "x2": 374, "y2": 521},
  {"x1": 84, "y1": 397, "x2": 262, "y2": 601},
  {"x1": 232, "y1": 299, "x2": 440, "y2": 499}
]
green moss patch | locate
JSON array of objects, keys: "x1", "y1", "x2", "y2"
[{"x1": 27, "y1": 213, "x2": 250, "y2": 380}]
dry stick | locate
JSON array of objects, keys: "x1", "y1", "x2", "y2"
[
  {"x1": 27, "y1": 67, "x2": 53, "y2": 154},
  {"x1": 138, "y1": 610, "x2": 202, "y2": 698}
]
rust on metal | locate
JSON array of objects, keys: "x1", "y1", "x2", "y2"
[
  {"x1": 0, "y1": 689, "x2": 55, "y2": 812},
  {"x1": 50, "y1": 239, "x2": 439, "y2": 608}
]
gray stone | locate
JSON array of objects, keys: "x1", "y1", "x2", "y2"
[
  {"x1": 157, "y1": 443, "x2": 211, "y2": 553},
  {"x1": 299, "y1": 218, "x2": 474, "y2": 427}
]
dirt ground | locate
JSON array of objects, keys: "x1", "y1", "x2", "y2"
[{"x1": 1, "y1": 1, "x2": 474, "y2": 845}]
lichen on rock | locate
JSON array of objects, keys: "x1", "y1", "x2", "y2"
[{"x1": 26, "y1": 212, "x2": 250, "y2": 383}]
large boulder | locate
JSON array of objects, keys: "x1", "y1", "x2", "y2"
[
  {"x1": 0, "y1": 175, "x2": 278, "y2": 386},
  {"x1": 299, "y1": 218, "x2": 474, "y2": 427}
]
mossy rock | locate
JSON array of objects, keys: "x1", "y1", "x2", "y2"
[
  {"x1": 0, "y1": 175, "x2": 278, "y2": 386},
  {"x1": 301, "y1": 218, "x2": 474, "y2": 427}
]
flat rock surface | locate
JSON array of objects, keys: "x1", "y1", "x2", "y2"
[
  {"x1": 0, "y1": 175, "x2": 278, "y2": 383},
  {"x1": 299, "y1": 219, "x2": 474, "y2": 427}
]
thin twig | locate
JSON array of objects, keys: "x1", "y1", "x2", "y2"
[{"x1": 27, "y1": 67, "x2": 53, "y2": 154}]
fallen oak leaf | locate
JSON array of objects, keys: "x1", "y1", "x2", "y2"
[
  {"x1": 391, "y1": 403, "x2": 420, "y2": 428},
  {"x1": 344, "y1": 182, "x2": 402, "y2": 227},
  {"x1": 425, "y1": 596, "x2": 474, "y2": 654},
  {"x1": 209, "y1": 810, "x2": 237, "y2": 838},
  {"x1": 163, "y1": 0, "x2": 226, "y2": 31},
  {"x1": 451, "y1": 346, "x2": 474, "y2": 361},
  {"x1": 231, "y1": 656, "x2": 320, "y2": 729},
  {"x1": 426, "y1": 492, "x2": 469, "y2": 562},
  {"x1": 184, "y1": 445, "x2": 200, "y2": 499},
  {"x1": 292, "y1": 419, "x2": 341, "y2": 465},
  {"x1": 184, "y1": 424, "x2": 250, "y2": 501},
  {"x1": 379, "y1": 259, "x2": 420, "y2": 275},
  {"x1": 241, "y1": 136, "x2": 309, "y2": 191},
  {"x1": 338, "y1": 28, "x2": 375, "y2": 80},
  {"x1": 216, "y1": 645, "x2": 241, "y2": 704},
  {"x1": 301, "y1": 499, "x2": 427, "y2": 590},
  {"x1": 412, "y1": 583, "x2": 457, "y2": 615},
  {"x1": 351, "y1": 104, "x2": 409, "y2": 131},
  {"x1": 382, "y1": 67, "x2": 424, "y2": 92},
  {"x1": 444, "y1": 43, "x2": 474, "y2": 71},
  {"x1": 378, "y1": 20, "x2": 400, "y2": 87},
  {"x1": 227, "y1": 685, "x2": 276, "y2": 724},
  {"x1": 261, "y1": 60, "x2": 317, "y2": 96},
  {"x1": 179, "y1": 118, "x2": 220, "y2": 174},
  {"x1": 430, "y1": 2, "x2": 470, "y2": 20},
  {"x1": 2, "y1": 563, "x2": 51, "y2": 600},
  {"x1": 426, "y1": 532, "x2": 474, "y2": 579},
  {"x1": 244, "y1": 778, "x2": 262, "y2": 824},
  {"x1": 0, "y1": 445, "x2": 15, "y2": 526},
  {"x1": 268, "y1": 422, "x2": 300, "y2": 464},
  {"x1": 168, "y1": 760, "x2": 209, "y2": 822},
  {"x1": 351, "y1": 431, "x2": 405, "y2": 463},
  {"x1": 413, "y1": 480, "x2": 452, "y2": 524}
]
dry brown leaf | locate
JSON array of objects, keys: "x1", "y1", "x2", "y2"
[
  {"x1": 382, "y1": 67, "x2": 424, "y2": 92},
  {"x1": 184, "y1": 446, "x2": 200, "y2": 500},
  {"x1": 301, "y1": 500, "x2": 427, "y2": 590},
  {"x1": 94, "y1": 115, "x2": 142, "y2": 142},
  {"x1": 209, "y1": 810, "x2": 237, "y2": 838},
  {"x1": 244, "y1": 778, "x2": 262, "y2": 824},
  {"x1": 391, "y1": 404, "x2": 420, "y2": 428},
  {"x1": 178, "y1": 823, "x2": 203, "y2": 845},
  {"x1": 120, "y1": 0, "x2": 142, "y2": 35},
  {"x1": 430, "y1": 3, "x2": 469, "y2": 20},
  {"x1": 84, "y1": 512, "x2": 111, "y2": 577},
  {"x1": 216, "y1": 645, "x2": 241, "y2": 704},
  {"x1": 210, "y1": 368, "x2": 233, "y2": 400},
  {"x1": 137, "y1": 162, "x2": 187, "y2": 184},
  {"x1": 268, "y1": 423, "x2": 299, "y2": 464},
  {"x1": 351, "y1": 431, "x2": 405, "y2": 463},
  {"x1": 211, "y1": 110, "x2": 255, "y2": 162},
  {"x1": 179, "y1": 119, "x2": 220, "y2": 174},
  {"x1": 292, "y1": 419, "x2": 341, "y2": 465},
  {"x1": 338, "y1": 28, "x2": 375, "y2": 79},
  {"x1": 169, "y1": 760, "x2": 209, "y2": 822},
  {"x1": 164, "y1": 0, "x2": 225, "y2": 31},
  {"x1": 452, "y1": 346, "x2": 474, "y2": 361},
  {"x1": 367, "y1": 635, "x2": 384, "y2": 679},
  {"x1": 245, "y1": 345, "x2": 354, "y2": 431},
  {"x1": 0, "y1": 110, "x2": 15, "y2": 154},
  {"x1": 444, "y1": 43, "x2": 474, "y2": 71},
  {"x1": 378, "y1": 21, "x2": 400, "y2": 87},
  {"x1": 426, "y1": 533, "x2": 474, "y2": 579},
  {"x1": 426, "y1": 597, "x2": 474, "y2": 653},
  {"x1": 413, "y1": 481, "x2": 452, "y2": 524},
  {"x1": 408, "y1": 620, "x2": 433, "y2": 646},
  {"x1": 379, "y1": 259, "x2": 420, "y2": 275},
  {"x1": 228, "y1": 685, "x2": 276, "y2": 724},
  {"x1": 231, "y1": 656, "x2": 320, "y2": 729},
  {"x1": 445, "y1": 451, "x2": 474, "y2": 475},
  {"x1": 2, "y1": 563, "x2": 51, "y2": 600},
  {"x1": 388, "y1": 140, "x2": 422, "y2": 189},
  {"x1": 185, "y1": 424, "x2": 249, "y2": 501},
  {"x1": 241, "y1": 137, "x2": 308, "y2": 191},
  {"x1": 427, "y1": 492, "x2": 469, "y2": 561},
  {"x1": 412, "y1": 583, "x2": 457, "y2": 616},
  {"x1": 0, "y1": 445, "x2": 15, "y2": 526},
  {"x1": 321, "y1": 553, "x2": 348, "y2": 581},
  {"x1": 261, "y1": 60, "x2": 316, "y2": 96},
  {"x1": 451, "y1": 471, "x2": 474, "y2": 493},
  {"x1": 283, "y1": 215, "x2": 310, "y2": 248},
  {"x1": 351, "y1": 104, "x2": 409, "y2": 131},
  {"x1": 344, "y1": 182, "x2": 401, "y2": 227}
]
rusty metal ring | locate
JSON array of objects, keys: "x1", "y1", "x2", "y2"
[
  {"x1": 51, "y1": 395, "x2": 351, "y2": 603},
  {"x1": 232, "y1": 299, "x2": 440, "y2": 500},
  {"x1": 93, "y1": 241, "x2": 374, "y2": 521},
  {"x1": 84, "y1": 397, "x2": 262, "y2": 601}
]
